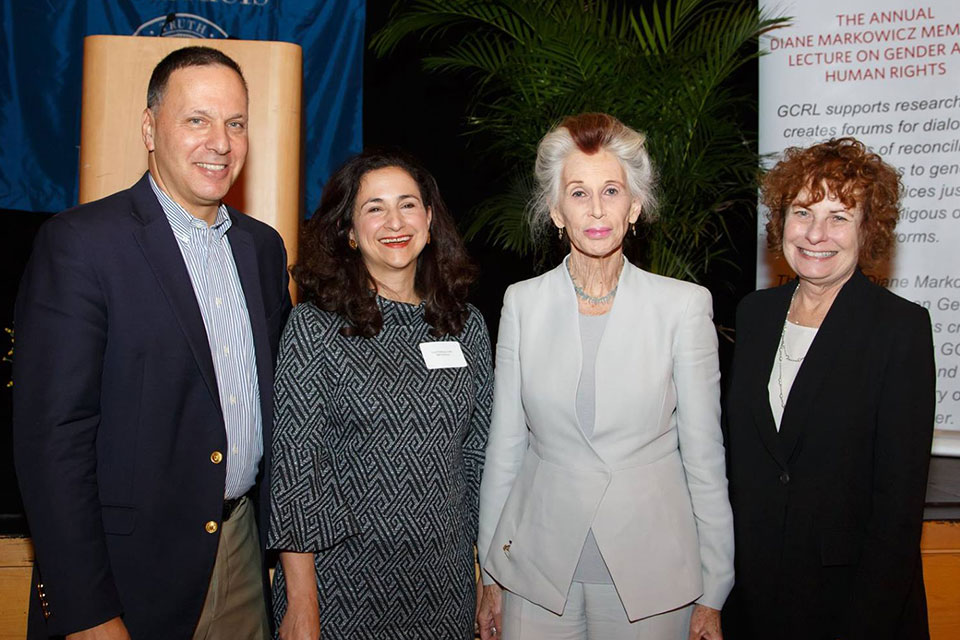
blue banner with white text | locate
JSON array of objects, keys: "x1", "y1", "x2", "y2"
[{"x1": 0, "y1": 0, "x2": 364, "y2": 213}]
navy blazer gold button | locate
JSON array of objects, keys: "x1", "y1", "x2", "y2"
[{"x1": 37, "y1": 582, "x2": 51, "y2": 618}]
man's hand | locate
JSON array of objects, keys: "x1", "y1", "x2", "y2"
[
  {"x1": 477, "y1": 583, "x2": 503, "y2": 640},
  {"x1": 688, "y1": 604, "x2": 723, "y2": 640},
  {"x1": 66, "y1": 617, "x2": 131, "y2": 640}
]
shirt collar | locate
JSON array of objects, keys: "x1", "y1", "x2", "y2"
[{"x1": 148, "y1": 173, "x2": 232, "y2": 242}]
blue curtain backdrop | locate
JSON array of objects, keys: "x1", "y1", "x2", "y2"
[{"x1": 0, "y1": 0, "x2": 364, "y2": 214}]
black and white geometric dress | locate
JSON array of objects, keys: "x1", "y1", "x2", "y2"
[{"x1": 268, "y1": 298, "x2": 493, "y2": 639}]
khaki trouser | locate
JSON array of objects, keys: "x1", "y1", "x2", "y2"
[{"x1": 193, "y1": 497, "x2": 269, "y2": 640}]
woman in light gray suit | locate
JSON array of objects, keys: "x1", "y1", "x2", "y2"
[{"x1": 476, "y1": 113, "x2": 733, "y2": 640}]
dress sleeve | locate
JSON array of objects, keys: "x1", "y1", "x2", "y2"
[
  {"x1": 462, "y1": 308, "x2": 494, "y2": 544},
  {"x1": 268, "y1": 306, "x2": 361, "y2": 552},
  {"x1": 673, "y1": 285, "x2": 735, "y2": 609},
  {"x1": 847, "y1": 306, "x2": 935, "y2": 638},
  {"x1": 477, "y1": 286, "x2": 530, "y2": 584}
]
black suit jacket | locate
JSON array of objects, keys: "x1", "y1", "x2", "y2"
[
  {"x1": 13, "y1": 174, "x2": 292, "y2": 639},
  {"x1": 724, "y1": 270, "x2": 934, "y2": 640}
]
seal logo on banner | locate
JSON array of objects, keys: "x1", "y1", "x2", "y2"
[{"x1": 133, "y1": 13, "x2": 229, "y2": 38}]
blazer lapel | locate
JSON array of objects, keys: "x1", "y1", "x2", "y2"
[
  {"x1": 129, "y1": 174, "x2": 221, "y2": 411},
  {"x1": 593, "y1": 261, "x2": 650, "y2": 445},
  {"x1": 777, "y1": 270, "x2": 874, "y2": 463},
  {"x1": 750, "y1": 282, "x2": 795, "y2": 469},
  {"x1": 227, "y1": 215, "x2": 274, "y2": 445}
]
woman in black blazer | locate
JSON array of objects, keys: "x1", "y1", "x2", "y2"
[{"x1": 723, "y1": 138, "x2": 935, "y2": 639}]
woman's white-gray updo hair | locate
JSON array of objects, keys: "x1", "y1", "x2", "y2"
[{"x1": 529, "y1": 113, "x2": 658, "y2": 243}]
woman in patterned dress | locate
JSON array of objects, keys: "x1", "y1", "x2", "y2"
[{"x1": 268, "y1": 149, "x2": 493, "y2": 639}]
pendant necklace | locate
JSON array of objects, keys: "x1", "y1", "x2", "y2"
[{"x1": 777, "y1": 286, "x2": 808, "y2": 407}]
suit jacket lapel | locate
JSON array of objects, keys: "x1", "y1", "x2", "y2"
[
  {"x1": 593, "y1": 261, "x2": 649, "y2": 444},
  {"x1": 750, "y1": 282, "x2": 795, "y2": 469},
  {"x1": 777, "y1": 270, "x2": 874, "y2": 463},
  {"x1": 129, "y1": 174, "x2": 221, "y2": 412},
  {"x1": 226, "y1": 214, "x2": 274, "y2": 448}
]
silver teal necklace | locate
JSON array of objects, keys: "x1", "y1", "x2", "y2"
[{"x1": 566, "y1": 259, "x2": 618, "y2": 305}]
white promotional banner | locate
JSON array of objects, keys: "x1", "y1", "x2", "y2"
[{"x1": 757, "y1": 0, "x2": 960, "y2": 455}]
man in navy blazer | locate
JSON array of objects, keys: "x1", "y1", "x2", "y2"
[{"x1": 13, "y1": 47, "x2": 291, "y2": 639}]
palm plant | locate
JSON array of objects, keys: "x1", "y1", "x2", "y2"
[{"x1": 372, "y1": 0, "x2": 788, "y2": 281}]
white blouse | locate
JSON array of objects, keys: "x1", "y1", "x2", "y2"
[{"x1": 768, "y1": 320, "x2": 819, "y2": 430}]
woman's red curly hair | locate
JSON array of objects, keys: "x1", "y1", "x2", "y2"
[{"x1": 761, "y1": 137, "x2": 902, "y2": 269}]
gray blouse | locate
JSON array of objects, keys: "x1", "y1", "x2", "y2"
[{"x1": 573, "y1": 311, "x2": 614, "y2": 584}]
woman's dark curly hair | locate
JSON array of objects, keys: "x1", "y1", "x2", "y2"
[
  {"x1": 293, "y1": 149, "x2": 477, "y2": 338},
  {"x1": 761, "y1": 137, "x2": 902, "y2": 269}
]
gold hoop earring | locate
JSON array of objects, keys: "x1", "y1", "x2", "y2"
[{"x1": 348, "y1": 238, "x2": 358, "y2": 250}]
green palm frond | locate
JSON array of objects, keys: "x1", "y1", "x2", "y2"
[
  {"x1": 630, "y1": 0, "x2": 707, "y2": 54},
  {"x1": 422, "y1": 33, "x2": 511, "y2": 77},
  {"x1": 370, "y1": 1, "x2": 538, "y2": 56},
  {"x1": 373, "y1": 0, "x2": 791, "y2": 282},
  {"x1": 464, "y1": 174, "x2": 536, "y2": 254}
]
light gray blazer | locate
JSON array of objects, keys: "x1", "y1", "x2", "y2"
[{"x1": 477, "y1": 258, "x2": 734, "y2": 621}]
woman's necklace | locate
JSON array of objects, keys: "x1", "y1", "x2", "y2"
[
  {"x1": 777, "y1": 286, "x2": 808, "y2": 408},
  {"x1": 566, "y1": 259, "x2": 618, "y2": 305}
]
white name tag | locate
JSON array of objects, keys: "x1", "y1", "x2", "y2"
[{"x1": 419, "y1": 341, "x2": 468, "y2": 369}]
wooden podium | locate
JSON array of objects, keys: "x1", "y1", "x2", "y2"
[{"x1": 77, "y1": 35, "x2": 302, "y2": 277}]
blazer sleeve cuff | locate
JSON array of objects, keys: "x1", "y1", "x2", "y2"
[
  {"x1": 481, "y1": 568, "x2": 497, "y2": 586},
  {"x1": 39, "y1": 571, "x2": 123, "y2": 636},
  {"x1": 695, "y1": 577, "x2": 734, "y2": 611}
]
